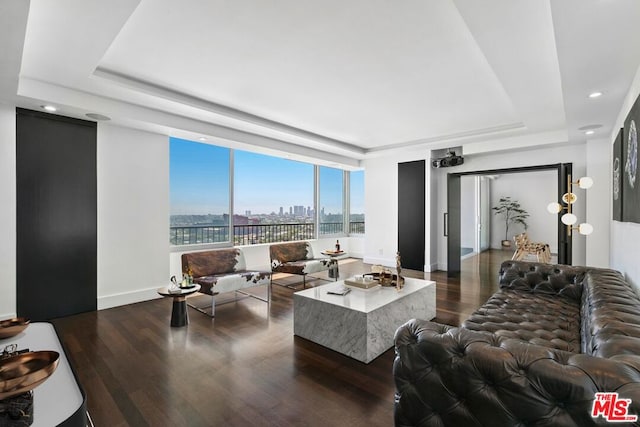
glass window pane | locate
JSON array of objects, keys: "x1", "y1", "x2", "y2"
[
  {"x1": 319, "y1": 166, "x2": 344, "y2": 235},
  {"x1": 169, "y1": 138, "x2": 230, "y2": 245},
  {"x1": 234, "y1": 150, "x2": 314, "y2": 244},
  {"x1": 350, "y1": 170, "x2": 365, "y2": 234}
]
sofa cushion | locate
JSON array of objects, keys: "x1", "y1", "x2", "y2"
[
  {"x1": 463, "y1": 289, "x2": 581, "y2": 352},
  {"x1": 269, "y1": 241, "x2": 313, "y2": 264},
  {"x1": 194, "y1": 271, "x2": 270, "y2": 295},
  {"x1": 182, "y1": 248, "x2": 245, "y2": 277}
]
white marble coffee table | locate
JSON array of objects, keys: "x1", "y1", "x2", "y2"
[{"x1": 293, "y1": 277, "x2": 436, "y2": 363}]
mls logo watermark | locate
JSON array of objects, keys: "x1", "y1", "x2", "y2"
[{"x1": 591, "y1": 392, "x2": 638, "y2": 422}]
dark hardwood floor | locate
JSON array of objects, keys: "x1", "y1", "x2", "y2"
[{"x1": 52, "y1": 249, "x2": 513, "y2": 426}]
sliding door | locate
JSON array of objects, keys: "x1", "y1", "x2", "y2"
[
  {"x1": 398, "y1": 160, "x2": 425, "y2": 271},
  {"x1": 16, "y1": 109, "x2": 97, "y2": 320}
]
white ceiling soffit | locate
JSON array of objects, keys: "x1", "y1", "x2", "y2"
[
  {"x1": 551, "y1": 0, "x2": 640, "y2": 144},
  {"x1": 16, "y1": 1, "x2": 637, "y2": 161},
  {"x1": 0, "y1": 0, "x2": 29, "y2": 100},
  {"x1": 94, "y1": 0, "x2": 529, "y2": 150}
]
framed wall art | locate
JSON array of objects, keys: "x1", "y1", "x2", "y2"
[
  {"x1": 613, "y1": 128, "x2": 623, "y2": 221},
  {"x1": 623, "y1": 95, "x2": 640, "y2": 223}
]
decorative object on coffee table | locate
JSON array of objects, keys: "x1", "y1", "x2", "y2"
[
  {"x1": 395, "y1": 252, "x2": 405, "y2": 291},
  {"x1": 369, "y1": 256, "x2": 405, "y2": 289}
]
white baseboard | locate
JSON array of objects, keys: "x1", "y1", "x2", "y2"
[
  {"x1": 0, "y1": 312, "x2": 16, "y2": 320},
  {"x1": 461, "y1": 252, "x2": 477, "y2": 261},
  {"x1": 98, "y1": 287, "x2": 162, "y2": 310},
  {"x1": 424, "y1": 263, "x2": 438, "y2": 272},
  {"x1": 437, "y1": 263, "x2": 447, "y2": 271}
]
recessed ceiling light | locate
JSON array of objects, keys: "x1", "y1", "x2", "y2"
[
  {"x1": 42, "y1": 105, "x2": 57, "y2": 112},
  {"x1": 588, "y1": 92, "x2": 603, "y2": 98},
  {"x1": 585, "y1": 130, "x2": 595, "y2": 135},
  {"x1": 578, "y1": 124, "x2": 602, "y2": 131},
  {"x1": 85, "y1": 113, "x2": 111, "y2": 121},
  {"x1": 198, "y1": 137, "x2": 207, "y2": 141}
]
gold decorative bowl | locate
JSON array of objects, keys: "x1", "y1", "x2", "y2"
[
  {"x1": 0, "y1": 317, "x2": 30, "y2": 340},
  {"x1": 0, "y1": 351, "x2": 59, "y2": 400}
]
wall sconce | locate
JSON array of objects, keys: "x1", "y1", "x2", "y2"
[{"x1": 547, "y1": 175, "x2": 593, "y2": 236}]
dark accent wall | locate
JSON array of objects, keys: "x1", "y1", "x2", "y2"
[
  {"x1": 398, "y1": 160, "x2": 425, "y2": 271},
  {"x1": 446, "y1": 174, "x2": 461, "y2": 277},
  {"x1": 16, "y1": 108, "x2": 97, "y2": 320}
]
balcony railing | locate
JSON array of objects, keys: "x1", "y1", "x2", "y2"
[
  {"x1": 170, "y1": 225, "x2": 229, "y2": 246},
  {"x1": 170, "y1": 221, "x2": 365, "y2": 246},
  {"x1": 349, "y1": 221, "x2": 365, "y2": 234},
  {"x1": 234, "y1": 223, "x2": 314, "y2": 246}
]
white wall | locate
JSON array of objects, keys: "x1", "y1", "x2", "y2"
[
  {"x1": 0, "y1": 104, "x2": 16, "y2": 318},
  {"x1": 97, "y1": 124, "x2": 169, "y2": 309},
  {"x1": 585, "y1": 139, "x2": 610, "y2": 268},
  {"x1": 489, "y1": 170, "x2": 557, "y2": 252},
  {"x1": 362, "y1": 142, "x2": 607, "y2": 273},
  {"x1": 362, "y1": 151, "x2": 432, "y2": 269}
]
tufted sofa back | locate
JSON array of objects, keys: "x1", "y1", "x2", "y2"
[
  {"x1": 498, "y1": 260, "x2": 585, "y2": 301},
  {"x1": 394, "y1": 320, "x2": 640, "y2": 427},
  {"x1": 395, "y1": 261, "x2": 640, "y2": 426},
  {"x1": 581, "y1": 268, "x2": 640, "y2": 357}
]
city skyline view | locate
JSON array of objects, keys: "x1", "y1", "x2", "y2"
[{"x1": 170, "y1": 137, "x2": 364, "y2": 218}]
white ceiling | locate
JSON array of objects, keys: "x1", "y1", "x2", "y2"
[{"x1": 3, "y1": 0, "x2": 640, "y2": 166}]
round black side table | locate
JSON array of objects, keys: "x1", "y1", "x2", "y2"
[{"x1": 157, "y1": 284, "x2": 201, "y2": 327}]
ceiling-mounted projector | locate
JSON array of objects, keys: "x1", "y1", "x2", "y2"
[{"x1": 431, "y1": 151, "x2": 464, "y2": 168}]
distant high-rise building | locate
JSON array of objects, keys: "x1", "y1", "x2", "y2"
[
  {"x1": 245, "y1": 210, "x2": 251, "y2": 216},
  {"x1": 289, "y1": 206, "x2": 293, "y2": 215},
  {"x1": 293, "y1": 205, "x2": 304, "y2": 216},
  {"x1": 307, "y1": 206, "x2": 311, "y2": 217},
  {"x1": 279, "y1": 206, "x2": 283, "y2": 216}
]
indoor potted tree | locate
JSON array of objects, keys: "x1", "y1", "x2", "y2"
[{"x1": 492, "y1": 197, "x2": 529, "y2": 248}]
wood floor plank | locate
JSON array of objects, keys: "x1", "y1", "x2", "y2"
[{"x1": 52, "y1": 250, "x2": 512, "y2": 426}]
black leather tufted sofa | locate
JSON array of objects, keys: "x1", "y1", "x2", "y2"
[{"x1": 393, "y1": 260, "x2": 640, "y2": 426}]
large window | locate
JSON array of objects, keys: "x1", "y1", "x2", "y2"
[
  {"x1": 349, "y1": 170, "x2": 365, "y2": 234},
  {"x1": 170, "y1": 139, "x2": 362, "y2": 247},
  {"x1": 319, "y1": 166, "x2": 344, "y2": 235},
  {"x1": 234, "y1": 150, "x2": 314, "y2": 245},
  {"x1": 170, "y1": 138, "x2": 230, "y2": 245}
]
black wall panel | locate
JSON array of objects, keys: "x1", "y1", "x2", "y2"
[
  {"x1": 16, "y1": 108, "x2": 97, "y2": 320},
  {"x1": 398, "y1": 160, "x2": 425, "y2": 271},
  {"x1": 446, "y1": 174, "x2": 461, "y2": 277}
]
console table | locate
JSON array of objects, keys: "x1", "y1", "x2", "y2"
[{"x1": 1, "y1": 322, "x2": 87, "y2": 426}]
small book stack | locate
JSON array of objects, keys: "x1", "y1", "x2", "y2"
[{"x1": 344, "y1": 277, "x2": 379, "y2": 290}]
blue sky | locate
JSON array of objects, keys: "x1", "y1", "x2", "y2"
[{"x1": 170, "y1": 137, "x2": 364, "y2": 216}]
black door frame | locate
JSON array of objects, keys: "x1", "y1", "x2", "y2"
[{"x1": 446, "y1": 163, "x2": 571, "y2": 276}]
